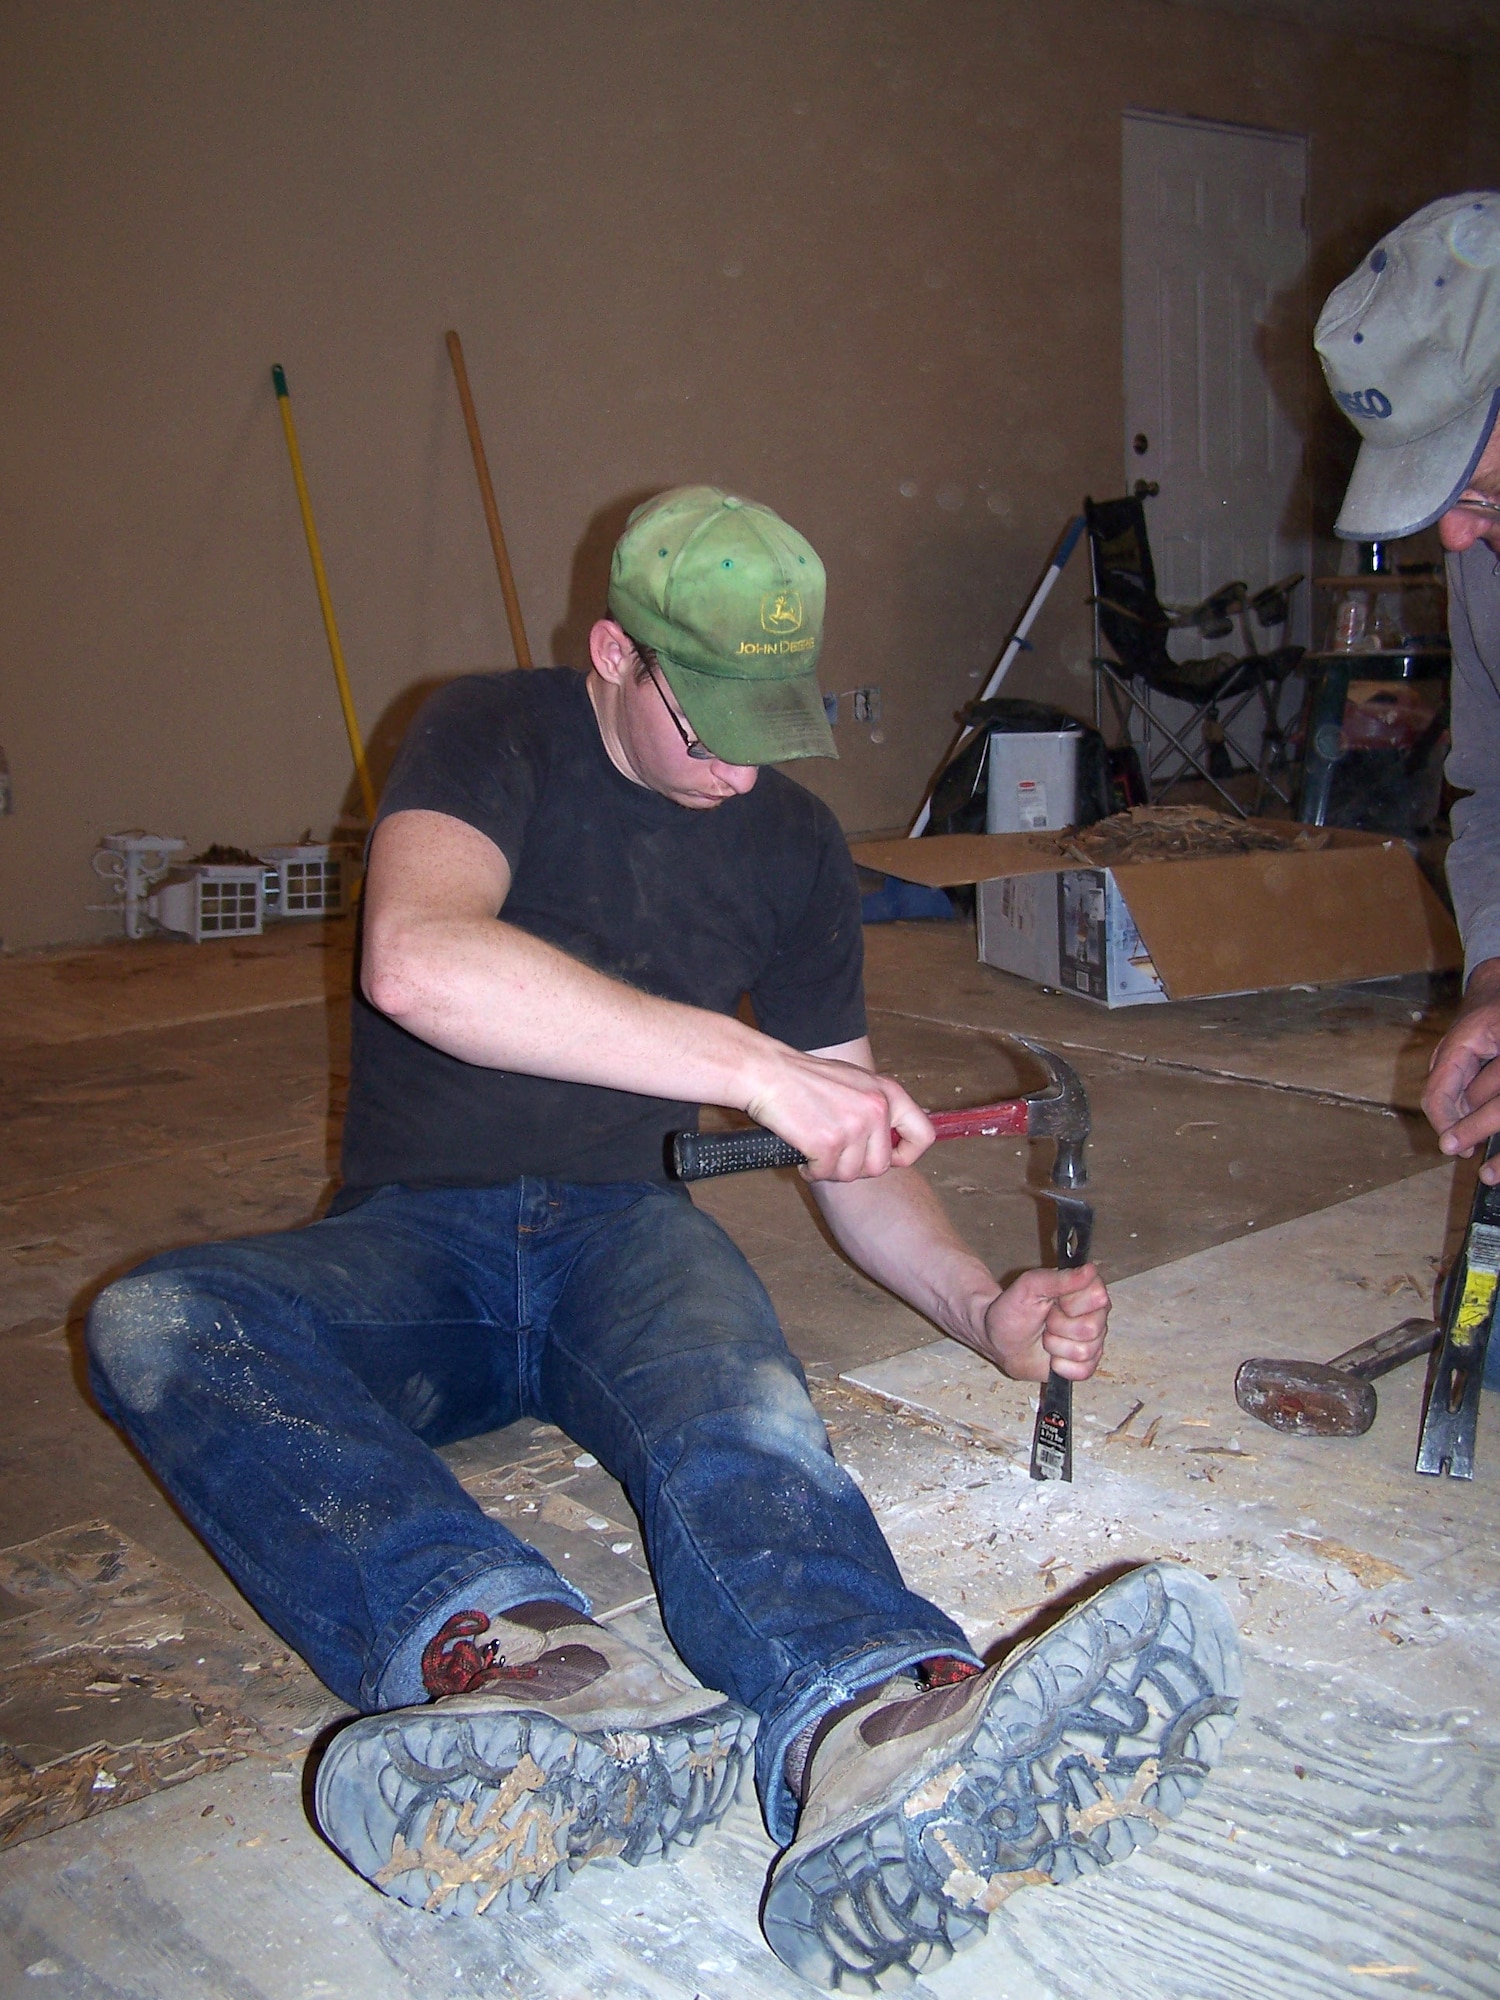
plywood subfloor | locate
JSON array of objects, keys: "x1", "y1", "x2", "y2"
[
  {"x1": 3, "y1": 1412, "x2": 1496, "y2": 1999},
  {"x1": 0, "y1": 922, "x2": 351, "y2": 1047},
  {"x1": 0, "y1": 923, "x2": 1489, "y2": 1996}
]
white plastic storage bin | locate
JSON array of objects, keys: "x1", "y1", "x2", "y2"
[
  {"x1": 150, "y1": 866, "x2": 265, "y2": 942},
  {"x1": 259, "y1": 845, "x2": 348, "y2": 919},
  {"x1": 985, "y1": 731, "x2": 1078, "y2": 833}
]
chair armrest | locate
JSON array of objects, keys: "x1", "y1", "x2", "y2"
[
  {"x1": 1163, "y1": 582, "x2": 1247, "y2": 639},
  {"x1": 1087, "y1": 595, "x2": 1166, "y2": 629},
  {"x1": 1250, "y1": 573, "x2": 1305, "y2": 629}
]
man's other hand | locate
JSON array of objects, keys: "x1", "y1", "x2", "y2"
[
  {"x1": 1423, "y1": 959, "x2": 1500, "y2": 1185},
  {"x1": 973, "y1": 1264, "x2": 1110, "y2": 1383}
]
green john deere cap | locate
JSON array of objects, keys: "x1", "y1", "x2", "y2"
[
  {"x1": 1315, "y1": 192, "x2": 1500, "y2": 540},
  {"x1": 608, "y1": 485, "x2": 835, "y2": 764}
]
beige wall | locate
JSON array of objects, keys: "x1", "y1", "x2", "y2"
[{"x1": 0, "y1": 0, "x2": 1479, "y2": 948}]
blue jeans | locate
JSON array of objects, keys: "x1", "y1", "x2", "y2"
[{"x1": 85, "y1": 1179, "x2": 974, "y2": 1841}]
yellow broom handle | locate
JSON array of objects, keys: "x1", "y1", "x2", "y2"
[
  {"x1": 271, "y1": 365, "x2": 377, "y2": 823},
  {"x1": 446, "y1": 330, "x2": 533, "y2": 668}
]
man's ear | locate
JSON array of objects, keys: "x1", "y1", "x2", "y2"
[{"x1": 589, "y1": 619, "x2": 634, "y2": 685}]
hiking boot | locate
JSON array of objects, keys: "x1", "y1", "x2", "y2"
[
  {"x1": 761, "y1": 1562, "x2": 1241, "y2": 1990},
  {"x1": 316, "y1": 1602, "x2": 754, "y2": 1917}
]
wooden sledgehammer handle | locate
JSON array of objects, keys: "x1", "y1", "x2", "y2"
[{"x1": 1332, "y1": 1317, "x2": 1440, "y2": 1380}]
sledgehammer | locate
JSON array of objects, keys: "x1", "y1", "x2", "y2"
[{"x1": 1235, "y1": 1316, "x2": 1439, "y2": 1438}]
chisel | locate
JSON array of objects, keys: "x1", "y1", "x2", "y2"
[{"x1": 1030, "y1": 1191, "x2": 1093, "y2": 1482}]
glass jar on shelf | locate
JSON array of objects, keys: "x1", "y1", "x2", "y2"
[{"x1": 1298, "y1": 554, "x2": 1450, "y2": 834}]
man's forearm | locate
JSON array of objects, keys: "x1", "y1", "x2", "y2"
[
  {"x1": 811, "y1": 1168, "x2": 1002, "y2": 1349},
  {"x1": 812, "y1": 1168, "x2": 1110, "y2": 1384},
  {"x1": 365, "y1": 891, "x2": 931, "y2": 1180},
  {"x1": 1442, "y1": 547, "x2": 1500, "y2": 976},
  {"x1": 1447, "y1": 807, "x2": 1500, "y2": 983},
  {"x1": 1459, "y1": 956, "x2": 1500, "y2": 1017},
  {"x1": 367, "y1": 905, "x2": 772, "y2": 1107}
]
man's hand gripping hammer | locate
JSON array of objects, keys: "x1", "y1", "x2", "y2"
[{"x1": 668, "y1": 1034, "x2": 1093, "y2": 1480}]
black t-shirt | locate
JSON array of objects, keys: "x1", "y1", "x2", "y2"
[{"x1": 338, "y1": 669, "x2": 866, "y2": 1194}]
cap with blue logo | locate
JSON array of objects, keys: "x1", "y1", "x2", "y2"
[{"x1": 1314, "y1": 192, "x2": 1500, "y2": 539}]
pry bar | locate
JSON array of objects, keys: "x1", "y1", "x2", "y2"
[{"x1": 1416, "y1": 1133, "x2": 1500, "y2": 1479}]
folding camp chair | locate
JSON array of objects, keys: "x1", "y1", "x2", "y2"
[{"x1": 1085, "y1": 495, "x2": 1305, "y2": 818}]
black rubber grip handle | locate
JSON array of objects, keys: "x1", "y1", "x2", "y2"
[{"x1": 670, "y1": 1127, "x2": 808, "y2": 1180}]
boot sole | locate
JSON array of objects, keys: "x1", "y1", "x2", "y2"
[
  {"x1": 761, "y1": 1563, "x2": 1242, "y2": 1991},
  {"x1": 316, "y1": 1698, "x2": 755, "y2": 1916}
]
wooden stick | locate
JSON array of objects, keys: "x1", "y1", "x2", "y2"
[
  {"x1": 446, "y1": 330, "x2": 533, "y2": 668},
  {"x1": 271, "y1": 365, "x2": 377, "y2": 822}
]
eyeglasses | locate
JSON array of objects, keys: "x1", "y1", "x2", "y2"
[
  {"x1": 637, "y1": 649, "x2": 715, "y2": 761},
  {"x1": 1453, "y1": 496, "x2": 1500, "y2": 523}
]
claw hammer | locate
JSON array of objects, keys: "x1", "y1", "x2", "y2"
[{"x1": 667, "y1": 1035, "x2": 1093, "y2": 1480}]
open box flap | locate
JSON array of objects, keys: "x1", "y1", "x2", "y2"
[
  {"x1": 851, "y1": 833, "x2": 1068, "y2": 886},
  {"x1": 1113, "y1": 842, "x2": 1460, "y2": 998}
]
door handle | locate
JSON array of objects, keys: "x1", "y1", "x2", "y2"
[{"x1": 1133, "y1": 479, "x2": 1159, "y2": 499}]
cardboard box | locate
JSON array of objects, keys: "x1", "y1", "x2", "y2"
[
  {"x1": 977, "y1": 867, "x2": 1170, "y2": 1006},
  {"x1": 851, "y1": 827, "x2": 1461, "y2": 1006}
]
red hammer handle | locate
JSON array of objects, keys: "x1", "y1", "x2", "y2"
[
  {"x1": 927, "y1": 1102, "x2": 1030, "y2": 1141},
  {"x1": 670, "y1": 1097, "x2": 1032, "y2": 1181}
]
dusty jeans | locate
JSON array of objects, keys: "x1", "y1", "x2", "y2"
[{"x1": 85, "y1": 1178, "x2": 975, "y2": 1840}]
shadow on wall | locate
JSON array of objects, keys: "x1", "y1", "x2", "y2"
[
  {"x1": 329, "y1": 677, "x2": 455, "y2": 827},
  {"x1": 408, "y1": 338, "x2": 470, "y2": 684},
  {"x1": 342, "y1": 480, "x2": 656, "y2": 823},
  {"x1": 551, "y1": 489, "x2": 659, "y2": 668},
  {"x1": 890, "y1": 509, "x2": 1095, "y2": 771}
]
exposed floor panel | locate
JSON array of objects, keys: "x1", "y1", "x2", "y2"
[
  {"x1": 845, "y1": 1166, "x2": 1498, "y2": 1735},
  {"x1": 864, "y1": 921, "x2": 1455, "y2": 1112}
]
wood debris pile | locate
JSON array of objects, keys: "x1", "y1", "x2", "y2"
[
  {"x1": 1052, "y1": 805, "x2": 1330, "y2": 866},
  {"x1": 188, "y1": 843, "x2": 264, "y2": 866}
]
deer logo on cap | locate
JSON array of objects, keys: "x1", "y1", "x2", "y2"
[{"x1": 760, "y1": 591, "x2": 803, "y2": 634}]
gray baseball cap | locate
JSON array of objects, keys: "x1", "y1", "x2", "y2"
[{"x1": 1314, "y1": 192, "x2": 1500, "y2": 539}]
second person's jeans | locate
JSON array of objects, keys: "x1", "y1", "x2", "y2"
[{"x1": 86, "y1": 1178, "x2": 976, "y2": 1840}]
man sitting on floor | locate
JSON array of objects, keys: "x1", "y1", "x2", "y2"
[{"x1": 87, "y1": 485, "x2": 1239, "y2": 1987}]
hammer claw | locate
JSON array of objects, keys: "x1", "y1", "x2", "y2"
[{"x1": 1006, "y1": 1035, "x2": 1091, "y2": 1190}]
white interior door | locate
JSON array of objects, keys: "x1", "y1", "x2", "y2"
[{"x1": 1122, "y1": 112, "x2": 1311, "y2": 661}]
